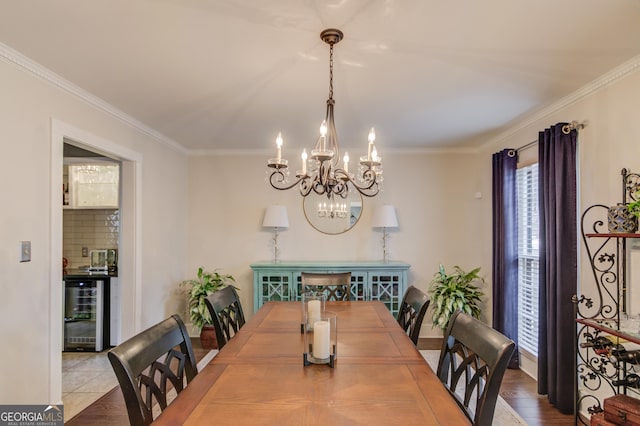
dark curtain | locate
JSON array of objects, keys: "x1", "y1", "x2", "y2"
[
  {"x1": 537, "y1": 123, "x2": 577, "y2": 415},
  {"x1": 492, "y1": 149, "x2": 519, "y2": 369}
]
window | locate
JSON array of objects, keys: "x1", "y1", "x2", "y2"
[{"x1": 517, "y1": 163, "x2": 539, "y2": 356}]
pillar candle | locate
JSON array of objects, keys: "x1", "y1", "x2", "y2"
[
  {"x1": 308, "y1": 300, "x2": 321, "y2": 325},
  {"x1": 313, "y1": 320, "x2": 330, "y2": 359}
]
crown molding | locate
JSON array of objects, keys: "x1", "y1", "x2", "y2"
[
  {"x1": 0, "y1": 42, "x2": 187, "y2": 155},
  {"x1": 480, "y1": 54, "x2": 640, "y2": 152},
  {"x1": 187, "y1": 145, "x2": 479, "y2": 157}
]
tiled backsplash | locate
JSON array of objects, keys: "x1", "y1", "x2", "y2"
[{"x1": 63, "y1": 209, "x2": 119, "y2": 269}]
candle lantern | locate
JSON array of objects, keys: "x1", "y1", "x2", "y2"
[
  {"x1": 303, "y1": 310, "x2": 337, "y2": 368},
  {"x1": 301, "y1": 291, "x2": 326, "y2": 333}
]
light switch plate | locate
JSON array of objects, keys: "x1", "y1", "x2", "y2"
[{"x1": 20, "y1": 241, "x2": 31, "y2": 262}]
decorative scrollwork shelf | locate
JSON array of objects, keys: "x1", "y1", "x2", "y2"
[{"x1": 574, "y1": 168, "x2": 640, "y2": 424}]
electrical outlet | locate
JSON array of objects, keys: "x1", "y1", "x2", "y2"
[
  {"x1": 20, "y1": 241, "x2": 31, "y2": 262},
  {"x1": 82, "y1": 246, "x2": 88, "y2": 257}
]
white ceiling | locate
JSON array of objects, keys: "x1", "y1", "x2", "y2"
[{"x1": 2, "y1": 0, "x2": 640, "y2": 153}]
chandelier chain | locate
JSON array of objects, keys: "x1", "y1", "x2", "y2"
[{"x1": 328, "y1": 43, "x2": 334, "y2": 101}]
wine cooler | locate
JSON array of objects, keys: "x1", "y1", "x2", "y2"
[{"x1": 63, "y1": 278, "x2": 109, "y2": 351}]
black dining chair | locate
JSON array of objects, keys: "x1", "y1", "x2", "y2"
[
  {"x1": 301, "y1": 272, "x2": 351, "y2": 301},
  {"x1": 397, "y1": 285, "x2": 430, "y2": 346},
  {"x1": 436, "y1": 310, "x2": 516, "y2": 426},
  {"x1": 107, "y1": 314, "x2": 198, "y2": 426},
  {"x1": 204, "y1": 286, "x2": 246, "y2": 350}
]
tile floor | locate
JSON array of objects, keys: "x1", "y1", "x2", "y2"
[
  {"x1": 62, "y1": 349, "x2": 217, "y2": 423},
  {"x1": 62, "y1": 351, "x2": 118, "y2": 422}
]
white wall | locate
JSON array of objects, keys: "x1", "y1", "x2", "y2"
[
  {"x1": 0, "y1": 57, "x2": 188, "y2": 403},
  {"x1": 186, "y1": 150, "x2": 489, "y2": 337}
]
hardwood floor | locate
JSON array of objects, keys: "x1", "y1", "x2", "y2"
[
  {"x1": 500, "y1": 368, "x2": 574, "y2": 425},
  {"x1": 418, "y1": 338, "x2": 574, "y2": 425},
  {"x1": 67, "y1": 338, "x2": 575, "y2": 425}
]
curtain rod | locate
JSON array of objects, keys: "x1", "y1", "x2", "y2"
[
  {"x1": 508, "y1": 120, "x2": 587, "y2": 157},
  {"x1": 562, "y1": 120, "x2": 586, "y2": 134}
]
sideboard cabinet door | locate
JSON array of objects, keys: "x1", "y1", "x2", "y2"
[
  {"x1": 253, "y1": 271, "x2": 293, "y2": 313},
  {"x1": 369, "y1": 271, "x2": 404, "y2": 316}
]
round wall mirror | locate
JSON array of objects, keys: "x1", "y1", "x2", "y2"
[{"x1": 303, "y1": 191, "x2": 363, "y2": 234}]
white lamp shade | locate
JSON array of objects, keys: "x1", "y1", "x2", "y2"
[
  {"x1": 263, "y1": 205, "x2": 289, "y2": 228},
  {"x1": 371, "y1": 205, "x2": 398, "y2": 228}
]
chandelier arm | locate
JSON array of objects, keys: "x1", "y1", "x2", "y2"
[
  {"x1": 269, "y1": 170, "x2": 305, "y2": 191},
  {"x1": 299, "y1": 178, "x2": 315, "y2": 197},
  {"x1": 311, "y1": 177, "x2": 328, "y2": 196},
  {"x1": 333, "y1": 168, "x2": 380, "y2": 197}
]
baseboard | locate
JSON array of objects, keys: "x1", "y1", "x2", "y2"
[{"x1": 418, "y1": 337, "x2": 443, "y2": 350}]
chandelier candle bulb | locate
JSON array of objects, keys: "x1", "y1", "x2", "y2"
[
  {"x1": 313, "y1": 320, "x2": 331, "y2": 359},
  {"x1": 301, "y1": 149, "x2": 307, "y2": 175},
  {"x1": 343, "y1": 152, "x2": 349, "y2": 173},
  {"x1": 367, "y1": 128, "x2": 376, "y2": 160},
  {"x1": 276, "y1": 133, "x2": 283, "y2": 161},
  {"x1": 320, "y1": 120, "x2": 327, "y2": 152}
]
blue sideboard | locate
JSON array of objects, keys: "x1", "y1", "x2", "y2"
[{"x1": 250, "y1": 261, "x2": 410, "y2": 316}]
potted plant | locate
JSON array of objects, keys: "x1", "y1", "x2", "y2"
[
  {"x1": 428, "y1": 264, "x2": 484, "y2": 330},
  {"x1": 180, "y1": 267, "x2": 236, "y2": 349},
  {"x1": 628, "y1": 193, "x2": 640, "y2": 219}
]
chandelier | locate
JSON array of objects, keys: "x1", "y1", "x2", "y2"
[{"x1": 267, "y1": 28, "x2": 382, "y2": 199}]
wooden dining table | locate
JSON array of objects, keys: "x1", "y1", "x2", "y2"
[{"x1": 154, "y1": 301, "x2": 470, "y2": 425}]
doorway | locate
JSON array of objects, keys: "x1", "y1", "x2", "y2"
[
  {"x1": 50, "y1": 119, "x2": 142, "y2": 405},
  {"x1": 63, "y1": 142, "x2": 120, "y2": 350}
]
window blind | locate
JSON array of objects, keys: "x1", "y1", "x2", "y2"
[{"x1": 517, "y1": 163, "x2": 539, "y2": 356}]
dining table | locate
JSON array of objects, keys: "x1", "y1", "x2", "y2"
[{"x1": 154, "y1": 301, "x2": 470, "y2": 425}]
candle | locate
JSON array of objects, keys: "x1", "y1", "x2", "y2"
[
  {"x1": 320, "y1": 120, "x2": 327, "y2": 151},
  {"x1": 308, "y1": 300, "x2": 321, "y2": 325},
  {"x1": 313, "y1": 320, "x2": 330, "y2": 359},
  {"x1": 301, "y1": 149, "x2": 307, "y2": 174},
  {"x1": 276, "y1": 133, "x2": 283, "y2": 161},
  {"x1": 367, "y1": 128, "x2": 376, "y2": 160},
  {"x1": 343, "y1": 152, "x2": 349, "y2": 173}
]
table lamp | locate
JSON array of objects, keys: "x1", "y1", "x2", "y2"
[
  {"x1": 371, "y1": 205, "x2": 399, "y2": 263},
  {"x1": 262, "y1": 205, "x2": 289, "y2": 263}
]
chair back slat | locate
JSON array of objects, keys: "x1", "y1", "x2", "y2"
[
  {"x1": 436, "y1": 310, "x2": 515, "y2": 426},
  {"x1": 396, "y1": 285, "x2": 430, "y2": 345},
  {"x1": 205, "y1": 286, "x2": 246, "y2": 350},
  {"x1": 108, "y1": 314, "x2": 198, "y2": 426},
  {"x1": 301, "y1": 272, "x2": 351, "y2": 301}
]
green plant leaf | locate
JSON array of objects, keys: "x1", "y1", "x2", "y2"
[
  {"x1": 428, "y1": 264, "x2": 485, "y2": 329},
  {"x1": 180, "y1": 267, "x2": 237, "y2": 330}
]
